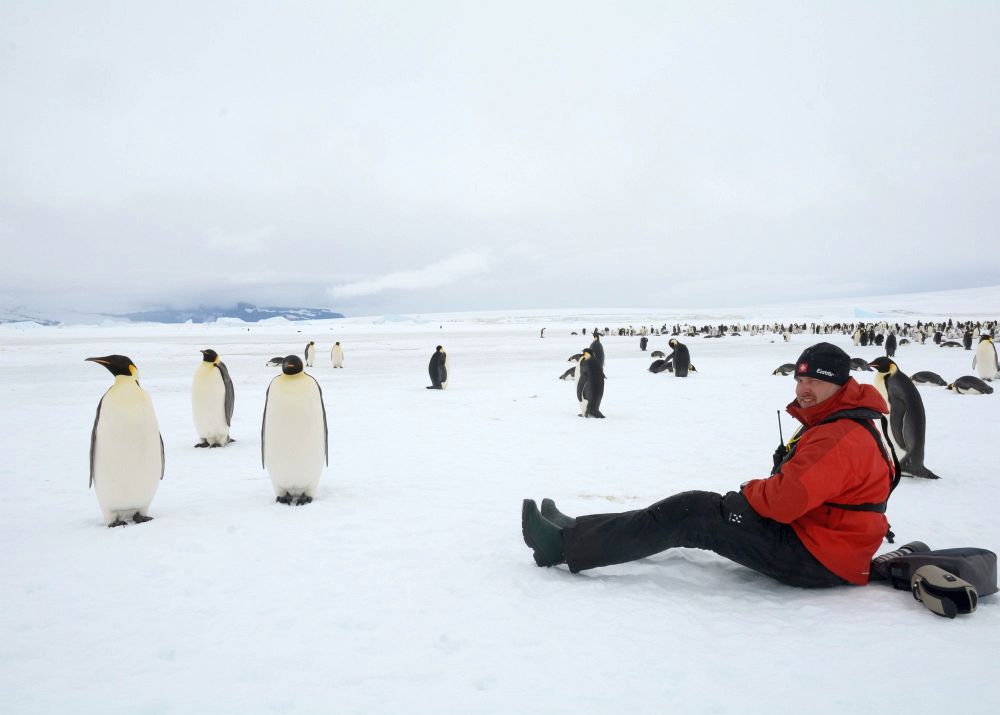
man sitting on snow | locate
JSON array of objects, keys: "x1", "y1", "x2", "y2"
[{"x1": 521, "y1": 342, "x2": 897, "y2": 587}]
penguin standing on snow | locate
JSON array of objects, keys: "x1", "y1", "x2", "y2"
[
  {"x1": 973, "y1": 335, "x2": 999, "y2": 381},
  {"x1": 885, "y1": 332, "x2": 897, "y2": 358},
  {"x1": 869, "y1": 357, "x2": 939, "y2": 479},
  {"x1": 576, "y1": 349, "x2": 605, "y2": 418},
  {"x1": 192, "y1": 349, "x2": 235, "y2": 447},
  {"x1": 666, "y1": 338, "x2": 691, "y2": 377},
  {"x1": 262, "y1": 355, "x2": 328, "y2": 505},
  {"x1": 330, "y1": 341, "x2": 344, "y2": 368},
  {"x1": 85, "y1": 355, "x2": 164, "y2": 527},
  {"x1": 427, "y1": 345, "x2": 448, "y2": 389},
  {"x1": 304, "y1": 341, "x2": 316, "y2": 367}
]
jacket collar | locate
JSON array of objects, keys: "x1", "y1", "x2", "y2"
[{"x1": 786, "y1": 377, "x2": 889, "y2": 427}]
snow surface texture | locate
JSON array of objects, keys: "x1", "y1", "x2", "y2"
[{"x1": 1, "y1": 292, "x2": 997, "y2": 714}]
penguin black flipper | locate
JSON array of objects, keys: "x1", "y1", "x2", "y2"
[
  {"x1": 309, "y1": 374, "x2": 329, "y2": 466},
  {"x1": 216, "y1": 361, "x2": 235, "y2": 427},
  {"x1": 89, "y1": 395, "x2": 106, "y2": 488},
  {"x1": 159, "y1": 433, "x2": 165, "y2": 480},
  {"x1": 261, "y1": 383, "x2": 272, "y2": 469},
  {"x1": 886, "y1": 390, "x2": 908, "y2": 452}
]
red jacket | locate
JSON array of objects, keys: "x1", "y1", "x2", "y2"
[{"x1": 741, "y1": 378, "x2": 893, "y2": 585}]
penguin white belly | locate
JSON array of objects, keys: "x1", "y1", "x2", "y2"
[
  {"x1": 974, "y1": 343, "x2": 998, "y2": 380},
  {"x1": 264, "y1": 376, "x2": 326, "y2": 497},
  {"x1": 192, "y1": 365, "x2": 228, "y2": 443},
  {"x1": 93, "y1": 383, "x2": 161, "y2": 522}
]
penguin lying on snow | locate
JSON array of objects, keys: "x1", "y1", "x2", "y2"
[
  {"x1": 192, "y1": 349, "x2": 235, "y2": 447},
  {"x1": 947, "y1": 376, "x2": 993, "y2": 395},
  {"x1": 262, "y1": 355, "x2": 328, "y2": 505},
  {"x1": 86, "y1": 355, "x2": 164, "y2": 527},
  {"x1": 650, "y1": 350, "x2": 665, "y2": 358},
  {"x1": 849, "y1": 358, "x2": 873, "y2": 372},
  {"x1": 940, "y1": 341, "x2": 964, "y2": 348},
  {"x1": 267, "y1": 356, "x2": 284, "y2": 367},
  {"x1": 772, "y1": 363, "x2": 795, "y2": 375},
  {"x1": 649, "y1": 359, "x2": 670, "y2": 374},
  {"x1": 869, "y1": 357, "x2": 939, "y2": 479},
  {"x1": 910, "y1": 371, "x2": 948, "y2": 387}
]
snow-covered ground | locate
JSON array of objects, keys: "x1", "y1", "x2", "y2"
[{"x1": 1, "y1": 289, "x2": 998, "y2": 714}]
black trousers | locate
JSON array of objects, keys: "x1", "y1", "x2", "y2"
[{"x1": 562, "y1": 490, "x2": 849, "y2": 588}]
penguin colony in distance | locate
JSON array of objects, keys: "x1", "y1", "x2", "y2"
[
  {"x1": 304, "y1": 341, "x2": 316, "y2": 367},
  {"x1": 192, "y1": 349, "x2": 235, "y2": 447},
  {"x1": 262, "y1": 355, "x2": 328, "y2": 505},
  {"x1": 869, "y1": 357, "x2": 939, "y2": 479},
  {"x1": 330, "y1": 341, "x2": 344, "y2": 368},
  {"x1": 86, "y1": 355, "x2": 164, "y2": 527},
  {"x1": 948, "y1": 376, "x2": 994, "y2": 395},
  {"x1": 973, "y1": 335, "x2": 998, "y2": 381},
  {"x1": 910, "y1": 371, "x2": 948, "y2": 387},
  {"x1": 427, "y1": 345, "x2": 448, "y2": 389}
]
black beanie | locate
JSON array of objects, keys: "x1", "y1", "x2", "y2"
[{"x1": 795, "y1": 342, "x2": 850, "y2": 385}]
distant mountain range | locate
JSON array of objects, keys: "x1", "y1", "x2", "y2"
[
  {"x1": 112, "y1": 303, "x2": 345, "y2": 324},
  {"x1": 0, "y1": 303, "x2": 345, "y2": 326}
]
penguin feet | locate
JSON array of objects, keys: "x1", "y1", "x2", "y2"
[
  {"x1": 132, "y1": 513, "x2": 154, "y2": 524},
  {"x1": 294, "y1": 495, "x2": 313, "y2": 506},
  {"x1": 194, "y1": 440, "x2": 209, "y2": 448},
  {"x1": 276, "y1": 494, "x2": 294, "y2": 505},
  {"x1": 107, "y1": 518, "x2": 128, "y2": 528},
  {"x1": 227, "y1": 437, "x2": 237, "y2": 444}
]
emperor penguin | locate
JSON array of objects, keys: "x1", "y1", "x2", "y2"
[
  {"x1": 869, "y1": 357, "x2": 939, "y2": 479},
  {"x1": 910, "y1": 371, "x2": 948, "y2": 387},
  {"x1": 947, "y1": 376, "x2": 994, "y2": 395},
  {"x1": 427, "y1": 345, "x2": 448, "y2": 389},
  {"x1": 576, "y1": 349, "x2": 605, "y2": 417},
  {"x1": 85, "y1": 355, "x2": 164, "y2": 527},
  {"x1": 972, "y1": 335, "x2": 999, "y2": 381},
  {"x1": 772, "y1": 363, "x2": 796, "y2": 376},
  {"x1": 262, "y1": 355, "x2": 328, "y2": 505},
  {"x1": 667, "y1": 338, "x2": 691, "y2": 377},
  {"x1": 304, "y1": 341, "x2": 316, "y2": 368},
  {"x1": 192, "y1": 349, "x2": 235, "y2": 447},
  {"x1": 330, "y1": 341, "x2": 344, "y2": 368},
  {"x1": 885, "y1": 332, "x2": 897, "y2": 358}
]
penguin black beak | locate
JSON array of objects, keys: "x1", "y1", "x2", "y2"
[{"x1": 85, "y1": 357, "x2": 108, "y2": 365}]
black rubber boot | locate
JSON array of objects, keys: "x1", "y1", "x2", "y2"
[
  {"x1": 521, "y1": 499, "x2": 565, "y2": 567},
  {"x1": 541, "y1": 498, "x2": 577, "y2": 528}
]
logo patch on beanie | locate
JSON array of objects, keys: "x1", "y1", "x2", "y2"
[
  {"x1": 797, "y1": 363, "x2": 808, "y2": 373},
  {"x1": 816, "y1": 368, "x2": 834, "y2": 377}
]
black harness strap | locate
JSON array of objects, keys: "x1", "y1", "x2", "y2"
[{"x1": 774, "y1": 408, "x2": 900, "y2": 515}]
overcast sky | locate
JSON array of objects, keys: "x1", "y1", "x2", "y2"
[{"x1": 2, "y1": 2, "x2": 998, "y2": 317}]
